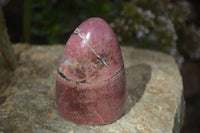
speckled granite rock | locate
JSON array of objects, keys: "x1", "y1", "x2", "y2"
[{"x1": 0, "y1": 44, "x2": 184, "y2": 133}]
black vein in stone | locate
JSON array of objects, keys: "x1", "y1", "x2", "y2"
[
  {"x1": 58, "y1": 71, "x2": 90, "y2": 85},
  {"x1": 104, "y1": 64, "x2": 124, "y2": 81},
  {"x1": 59, "y1": 64, "x2": 124, "y2": 84}
]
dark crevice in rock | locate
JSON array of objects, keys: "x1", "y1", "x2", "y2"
[
  {"x1": 72, "y1": 32, "x2": 78, "y2": 36},
  {"x1": 0, "y1": 96, "x2": 6, "y2": 105},
  {"x1": 58, "y1": 71, "x2": 90, "y2": 85}
]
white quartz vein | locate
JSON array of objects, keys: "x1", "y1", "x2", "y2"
[{"x1": 74, "y1": 28, "x2": 109, "y2": 67}]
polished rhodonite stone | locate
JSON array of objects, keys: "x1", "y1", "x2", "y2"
[{"x1": 56, "y1": 17, "x2": 127, "y2": 125}]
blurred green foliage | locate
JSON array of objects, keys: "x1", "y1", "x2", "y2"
[
  {"x1": 30, "y1": 0, "x2": 200, "y2": 61},
  {"x1": 112, "y1": 0, "x2": 191, "y2": 54},
  {"x1": 31, "y1": 0, "x2": 121, "y2": 44}
]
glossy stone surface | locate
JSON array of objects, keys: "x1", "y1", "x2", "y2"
[{"x1": 56, "y1": 17, "x2": 127, "y2": 125}]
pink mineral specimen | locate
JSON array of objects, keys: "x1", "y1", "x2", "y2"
[{"x1": 56, "y1": 17, "x2": 127, "y2": 125}]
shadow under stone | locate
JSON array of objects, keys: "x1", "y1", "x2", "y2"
[{"x1": 123, "y1": 63, "x2": 152, "y2": 116}]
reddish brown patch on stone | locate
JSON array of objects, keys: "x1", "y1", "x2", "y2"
[
  {"x1": 68, "y1": 65, "x2": 74, "y2": 74},
  {"x1": 67, "y1": 62, "x2": 86, "y2": 80},
  {"x1": 92, "y1": 57, "x2": 104, "y2": 69},
  {"x1": 75, "y1": 66, "x2": 86, "y2": 79},
  {"x1": 71, "y1": 102, "x2": 86, "y2": 112},
  {"x1": 110, "y1": 53, "x2": 117, "y2": 65},
  {"x1": 81, "y1": 52, "x2": 105, "y2": 81}
]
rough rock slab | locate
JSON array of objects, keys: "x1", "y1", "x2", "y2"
[{"x1": 0, "y1": 44, "x2": 184, "y2": 133}]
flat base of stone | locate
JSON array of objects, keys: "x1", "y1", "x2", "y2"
[{"x1": 0, "y1": 44, "x2": 184, "y2": 133}]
